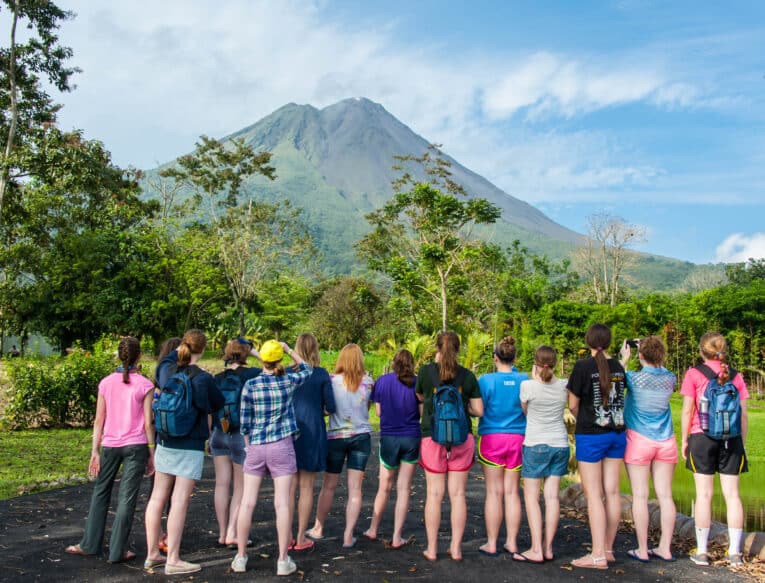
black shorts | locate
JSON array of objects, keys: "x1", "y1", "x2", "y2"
[
  {"x1": 379, "y1": 435, "x2": 420, "y2": 469},
  {"x1": 686, "y1": 433, "x2": 748, "y2": 476}
]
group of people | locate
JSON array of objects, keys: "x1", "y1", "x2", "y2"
[{"x1": 64, "y1": 324, "x2": 750, "y2": 576}]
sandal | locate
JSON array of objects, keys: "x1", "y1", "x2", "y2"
[
  {"x1": 64, "y1": 544, "x2": 92, "y2": 557},
  {"x1": 107, "y1": 550, "x2": 136, "y2": 564},
  {"x1": 571, "y1": 554, "x2": 608, "y2": 570}
]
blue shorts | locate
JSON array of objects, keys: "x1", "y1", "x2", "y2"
[
  {"x1": 379, "y1": 435, "x2": 420, "y2": 469},
  {"x1": 575, "y1": 432, "x2": 626, "y2": 463},
  {"x1": 209, "y1": 427, "x2": 246, "y2": 465},
  {"x1": 521, "y1": 444, "x2": 570, "y2": 478},
  {"x1": 326, "y1": 433, "x2": 371, "y2": 473}
]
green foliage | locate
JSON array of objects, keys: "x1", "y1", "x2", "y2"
[{"x1": 3, "y1": 345, "x2": 114, "y2": 429}]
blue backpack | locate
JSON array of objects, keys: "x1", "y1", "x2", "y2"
[
  {"x1": 154, "y1": 365, "x2": 200, "y2": 438},
  {"x1": 695, "y1": 364, "x2": 742, "y2": 441},
  {"x1": 217, "y1": 368, "x2": 246, "y2": 433},
  {"x1": 430, "y1": 368, "x2": 469, "y2": 455}
]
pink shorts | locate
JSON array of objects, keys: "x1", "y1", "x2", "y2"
[
  {"x1": 419, "y1": 434, "x2": 475, "y2": 474},
  {"x1": 243, "y1": 437, "x2": 297, "y2": 477},
  {"x1": 624, "y1": 429, "x2": 678, "y2": 465},
  {"x1": 477, "y1": 433, "x2": 524, "y2": 470}
]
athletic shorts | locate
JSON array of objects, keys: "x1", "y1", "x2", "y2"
[
  {"x1": 686, "y1": 433, "x2": 748, "y2": 476},
  {"x1": 154, "y1": 445, "x2": 204, "y2": 481},
  {"x1": 477, "y1": 433, "x2": 524, "y2": 470},
  {"x1": 209, "y1": 427, "x2": 246, "y2": 465},
  {"x1": 419, "y1": 434, "x2": 475, "y2": 474},
  {"x1": 379, "y1": 435, "x2": 420, "y2": 469},
  {"x1": 575, "y1": 431, "x2": 626, "y2": 463},
  {"x1": 624, "y1": 429, "x2": 678, "y2": 466},
  {"x1": 326, "y1": 433, "x2": 372, "y2": 474},
  {"x1": 243, "y1": 437, "x2": 297, "y2": 478},
  {"x1": 521, "y1": 444, "x2": 570, "y2": 478}
]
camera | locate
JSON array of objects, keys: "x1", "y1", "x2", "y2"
[{"x1": 626, "y1": 339, "x2": 639, "y2": 349}]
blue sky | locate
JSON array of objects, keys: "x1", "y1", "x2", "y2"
[{"x1": 45, "y1": 1, "x2": 765, "y2": 264}]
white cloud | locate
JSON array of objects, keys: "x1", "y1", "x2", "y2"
[{"x1": 715, "y1": 233, "x2": 765, "y2": 262}]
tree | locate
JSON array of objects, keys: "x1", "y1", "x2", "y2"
[
  {"x1": 0, "y1": 0, "x2": 79, "y2": 223},
  {"x1": 725, "y1": 258, "x2": 765, "y2": 285},
  {"x1": 357, "y1": 145, "x2": 501, "y2": 331},
  {"x1": 575, "y1": 211, "x2": 645, "y2": 306}
]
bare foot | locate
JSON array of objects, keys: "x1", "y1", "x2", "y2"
[
  {"x1": 521, "y1": 548, "x2": 544, "y2": 563},
  {"x1": 605, "y1": 550, "x2": 615, "y2": 563},
  {"x1": 422, "y1": 550, "x2": 437, "y2": 561},
  {"x1": 362, "y1": 530, "x2": 377, "y2": 541},
  {"x1": 448, "y1": 544, "x2": 463, "y2": 561}
]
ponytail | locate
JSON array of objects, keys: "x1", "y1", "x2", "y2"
[
  {"x1": 699, "y1": 332, "x2": 730, "y2": 383},
  {"x1": 436, "y1": 331, "x2": 460, "y2": 382},
  {"x1": 534, "y1": 345, "x2": 557, "y2": 383},
  {"x1": 118, "y1": 337, "x2": 141, "y2": 384},
  {"x1": 585, "y1": 323, "x2": 613, "y2": 407},
  {"x1": 177, "y1": 329, "x2": 207, "y2": 367}
]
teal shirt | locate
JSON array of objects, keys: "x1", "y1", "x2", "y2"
[
  {"x1": 624, "y1": 366, "x2": 676, "y2": 441},
  {"x1": 477, "y1": 368, "x2": 529, "y2": 435}
]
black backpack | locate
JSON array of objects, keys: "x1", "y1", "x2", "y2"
[{"x1": 217, "y1": 368, "x2": 247, "y2": 433}]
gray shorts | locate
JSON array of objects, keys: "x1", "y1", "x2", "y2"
[
  {"x1": 243, "y1": 437, "x2": 297, "y2": 478},
  {"x1": 209, "y1": 427, "x2": 246, "y2": 465},
  {"x1": 154, "y1": 445, "x2": 204, "y2": 480}
]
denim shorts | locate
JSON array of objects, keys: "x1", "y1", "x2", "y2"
[
  {"x1": 326, "y1": 433, "x2": 372, "y2": 473},
  {"x1": 521, "y1": 444, "x2": 570, "y2": 478},
  {"x1": 209, "y1": 427, "x2": 246, "y2": 465},
  {"x1": 154, "y1": 445, "x2": 204, "y2": 481},
  {"x1": 379, "y1": 435, "x2": 420, "y2": 469},
  {"x1": 575, "y1": 431, "x2": 626, "y2": 463}
]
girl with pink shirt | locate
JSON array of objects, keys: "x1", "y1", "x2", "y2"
[
  {"x1": 680, "y1": 332, "x2": 749, "y2": 568},
  {"x1": 65, "y1": 337, "x2": 155, "y2": 564}
]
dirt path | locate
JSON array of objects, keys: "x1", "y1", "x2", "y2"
[{"x1": 0, "y1": 436, "x2": 752, "y2": 582}]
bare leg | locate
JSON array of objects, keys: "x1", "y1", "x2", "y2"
[
  {"x1": 344, "y1": 469, "x2": 365, "y2": 546},
  {"x1": 503, "y1": 469, "x2": 522, "y2": 554},
  {"x1": 295, "y1": 471, "x2": 317, "y2": 547},
  {"x1": 719, "y1": 474, "x2": 743, "y2": 529},
  {"x1": 145, "y1": 472, "x2": 174, "y2": 564},
  {"x1": 392, "y1": 462, "x2": 417, "y2": 546},
  {"x1": 481, "y1": 464, "x2": 504, "y2": 554},
  {"x1": 225, "y1": 463, "x2": 244, "y2": 544},
  {"x1": 692, "y1": 473, "x2": 714, "y2": 529},
  {"x1": 236, "y1": 472, "x2": 263, "y2": 558},
  {"x1": 274, "y1": 473, "x2": 295, "y2": 562},
  {"x1": 625, "y1": 462, "x2": 650, "y2": 560},
  {"x1": 423, "y1": 470, "x2": 445, "y2": 560},
  {"x1": 602, "y1": 458, "x2": 623, "y2": 556},
  {"x1": 309, "y1": 472, "x2": 340, "y2": 538},
  {"x1": 447, "y1": 470, "x2": 469, "y2": 560},
  {"x1": 165, "y1": 476, "x2": 196, "y2": 568},
  {"x1": 542, "y1": 475, "x2": 561, "y2": 560},
  {"x1": 651, "y1": 461, "x2": 676, "y2": 559},
  {"x1": 522, "y1": 477, "x2": 544, "y2": 561},
  {"x1": 577, "y1": 460, "x2": 607, "y2": 560},
  {"x1": 213, "y1": 456, "x2": 232, "y2": 544},
  {"x1": 365, "y1": 464, "x2": 395, "y2": 540}
]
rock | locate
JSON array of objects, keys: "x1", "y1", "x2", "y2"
[
  {"x1": 743, "y1": 532, "x2": 765, "y2": 560},
  {"x1": 620, "y1": 494, "x2": 633, "y2": 520},
  {"x1": 559, "y1": 483, "x2": 583, "y2": 507}
]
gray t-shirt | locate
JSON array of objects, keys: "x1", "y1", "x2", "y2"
[{"x1": 520, "y1": 378, "x2": 569, "y2": 448}]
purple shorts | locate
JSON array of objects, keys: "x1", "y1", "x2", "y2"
[{"x1": 243, "y1": 437, "x2": 297, "y2": 478}]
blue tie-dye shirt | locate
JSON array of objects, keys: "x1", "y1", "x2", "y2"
[{"x1": 624, "y1": 366, "x2": 677, "y2": 441}]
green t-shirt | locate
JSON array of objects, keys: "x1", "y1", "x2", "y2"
[{"x1": 415, "y1": 362, "x2": 481, "y2": 438}]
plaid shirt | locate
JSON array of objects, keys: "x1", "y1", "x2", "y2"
[{"x1": 240, "y1": 363, "x2": 313, "y2": 444}]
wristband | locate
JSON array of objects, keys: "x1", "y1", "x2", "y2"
[{"x1": 147, "y1": 443, "x2": 156, "y2": 449}]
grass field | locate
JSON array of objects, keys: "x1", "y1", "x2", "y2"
[{"x1": 1, "y1": 354, "x2": 763, "y2": 532}]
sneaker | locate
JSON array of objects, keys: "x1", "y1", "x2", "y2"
[
  {"x1": 277, "y1": 556, "x2": 297, "y2": 576},
  {"x1": 728, "y1": 554, "x2": 743, "y2": 567},
  {"x1": 231, "y1": 554, "x2": 248, "y2": 573},
  {"x1": 689, "y1": 553, "x2": 709, "y2": 566}
]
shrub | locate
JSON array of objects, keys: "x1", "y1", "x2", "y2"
[{"x1": 3, "y1": 347, "x2": 114, "y2": 429}]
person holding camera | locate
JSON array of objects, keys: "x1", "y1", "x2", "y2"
[{"x1": 619, "y1": 336, "x2": 677, "y2": 563}]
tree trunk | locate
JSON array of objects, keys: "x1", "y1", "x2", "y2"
[
  {"x1": 238, "y1": 301, "x2": 246, "y2": 338},
  {"x1": 439, "y1": 268, "x2": 448, "y2": 332},
  {"x1": 0, "y1": 1, "x2": 20, "y2": 224}
]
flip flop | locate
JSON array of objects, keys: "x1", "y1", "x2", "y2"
[
  {"x1": 447, "y1": 551, "x2": 463, "y2": 562},
  {"x1": 479, "y1": 546, "x2": 500, "y2": 557},
  {"x1": 305, "y1": 529, "x2": 324, "y2": 540},
  {"x1": 544, "y1": 554, "x2": 555, "y2": 562},
  {"x1": 627, "y1": 549, "x2": 650, "y2": 563},
  {"x1": 518, "y1": 551, "x2": 544, "y2": 564},
  {"x1": 107, "y1": 550, "x2": 136, "y2": 564},
  {"x1": 292, "y1": 539, "x2": 314, "y2": 551},
  {"x1": 64, "y1": 545, "x2": 92, "y2": 557},
  {"x1": 422, "y1": 550, "x2": 437, "y2": 562},
  {"x1": 647, "y1": 549, "x2": 676, "y2": 562},
  {"x1": 571, "y1": 555, "x2": 608, "y2": 570},
  {"x1": 386, "y1": 536, "x2": 415, "y2": 550},
  {"x1": 511, "y1": 552, "x2": 528, "y2": 562},
  {"x1": 342, "y1": 537, "x2": 357, "y2": 549},
  {"x1": 362, "y1": 532, "x2": 378, "y2": 541}
]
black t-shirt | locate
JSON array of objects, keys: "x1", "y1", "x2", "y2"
[{"x1": 567, "y1": 357, "x2": 626, "y2": 434}]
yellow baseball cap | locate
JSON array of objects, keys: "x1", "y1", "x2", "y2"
[{"x1": 259, "y1": 339, "x2": 284, "y2": 363}]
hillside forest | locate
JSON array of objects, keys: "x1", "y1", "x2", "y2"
[{"x1": 0, "y1": 1, "x2": 763, "y2": 430}]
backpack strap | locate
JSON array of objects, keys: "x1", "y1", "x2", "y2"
[
  {"x1": 694, "y1": 363, "x2": 738, "y2": 382},
  {"x1": 430, "y1": 365, "x2": 465, "y2": 393}
]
